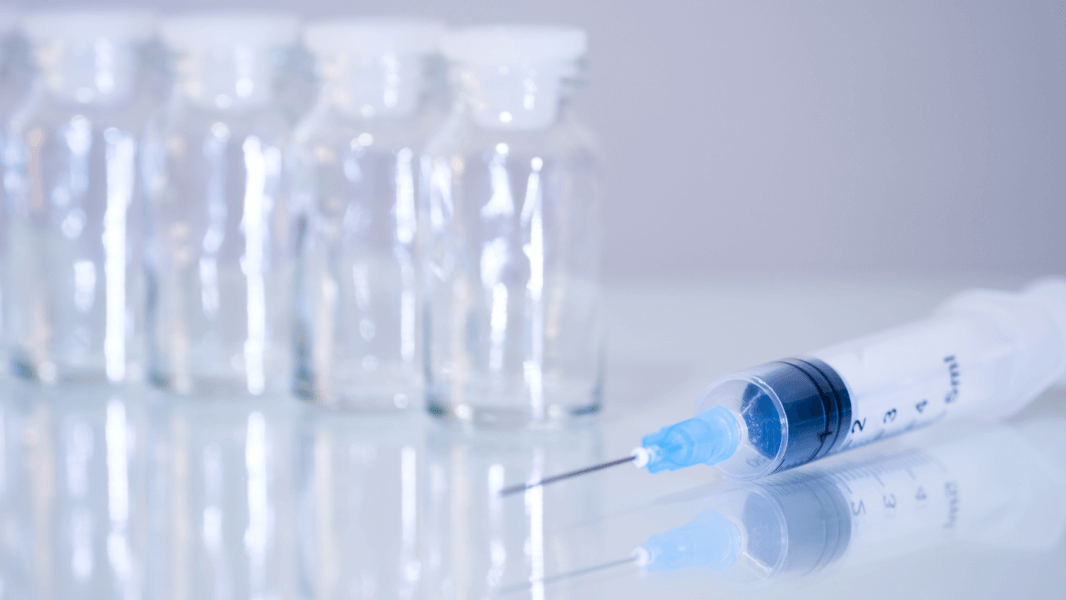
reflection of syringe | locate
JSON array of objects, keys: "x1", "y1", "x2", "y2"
[
  {"x1": 634, "y1": 419, "x2": 1066, "y2": 587},
  {"x1": 503, "y1": 279, "x2": 1066, "y2": 494}
]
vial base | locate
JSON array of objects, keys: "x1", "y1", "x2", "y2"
[
  {"x1": 425, "y1": 376, "x2": 602, "y2": 428},
  {"x1": 10, "y1": 356, "x2": 141, "y2": 387},
  {"x1": 148, "y1": 371, "x2": 289, "y2": 399},
  {"x1": 294, "y1": 368, "x2": 422, "y2": 412}
]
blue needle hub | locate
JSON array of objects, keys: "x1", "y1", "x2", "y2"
[{"x1": 637, "y1": 405, "x2": 741, "y2": 473}]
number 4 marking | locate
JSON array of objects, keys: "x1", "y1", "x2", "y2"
[{"x1": 916, "y1": 400, "x2": 928, "y2": 413}]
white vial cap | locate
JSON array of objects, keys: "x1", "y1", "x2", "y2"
[
  {"x1": 304, "y1": 17, "x2": 445, "y2": 56},
  {"x1": 22, "y1": 9, "x2": 157, "y2": 43},
  {"x1": 161, "y1": 11, "x2": 300, "y2": 51},
  {"x1": 443, "y1": 25, "x2": 587, "y2": 65}
]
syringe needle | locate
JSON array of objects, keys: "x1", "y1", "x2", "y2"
[{"x1": 499, "y1": 454, "x2": 636, "y2": 496}]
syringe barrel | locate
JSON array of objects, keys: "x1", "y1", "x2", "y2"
[{"x1": 698, "y1": 278, "x2": 1066, "y2": 480}]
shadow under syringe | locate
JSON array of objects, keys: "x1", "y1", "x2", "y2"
[{"x1": 514, "y1": 417, "x2": 1066, "y2": 592}]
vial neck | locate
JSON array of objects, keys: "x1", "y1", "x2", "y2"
[
  {"x1": 35, "y1": 39, "x2": 138, "y2": 105},
  {"x1": 318, "y1": 53, "x2": 429, "y2": 120},
  {"x1": 456, "y1": 62, "x2": 578, "y2": 131},
  {"x1": 174, "y1": 47, "x2": 277, "y2": 111}
]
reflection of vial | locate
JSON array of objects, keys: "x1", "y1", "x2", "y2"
[
  {"x1": 422, "y1": 26, "x2": 604, "y2": 425},
  {"x1": 293, "y1": 410, "x2": 425, "y2": 599},
  {"x1": 144, "y1": 395, "x2": 296, "y2": 600},
  {"x1": 1, "y1": 385, "x2": 147, "y2": 599},
  {"x1": 0, "y1": 383, "x2": 45, "y2": 598},
  {"x1": 637, "y1": 421, "x2": 1066, "y2": 588},
  {"x1": 422, "y1": 426, "x2": 606, "y2": 599}
]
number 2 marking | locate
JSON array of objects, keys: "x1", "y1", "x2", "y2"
[
  {"x1": 851, "y1": 500, "x2": 865, "y2": 515},
  {"x1": 851, "y1": 419, "x2": 866, "y2": 434}
]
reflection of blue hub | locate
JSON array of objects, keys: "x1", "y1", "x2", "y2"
[
  {"x1": 639, "y1": 469, "x2": 854, "y2": 582},
  {"x1": 640, "y1": 509, "x2": 740, "y2": 572}
]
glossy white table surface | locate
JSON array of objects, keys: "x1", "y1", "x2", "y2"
[{"x1": 2, "y1": 275, "x2": 1063, "y2": 599}]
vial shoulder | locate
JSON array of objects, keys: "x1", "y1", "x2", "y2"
[
  {"x1": 423, "y1": 108, "x2": 600, "y2": 165},
  {"x1": 146, "y1": 100, "x2": 291, "y2": 148},
  {"x1": 291, "y1": 103, "x2": 439, "y2": 154},
  {"x1": 8, "y1": 93, "x2": 150, "y2": 136}
]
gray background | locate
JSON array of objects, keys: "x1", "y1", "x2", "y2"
[{"x1": 21, "y1": 0, "x2": 1066, "y2": 280}]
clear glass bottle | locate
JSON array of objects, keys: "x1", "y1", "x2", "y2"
[
  {"x1": 290, "y1": 19, "x2": 445, "y2": 410},
  {"x1": 2, "y1": 10, "x2": 157, "y2": 386},
  {"x1": 0, "y1": 9, "x2": 20, "y2": 109},
  {"x1": 144, "y1": 13, "x2": 299, "y2": 397},
  {"x1": 422, "y1": 26, "x2": 604, "y2": 426},
  {"x1": 0, "y1": 8, "x2": 30, "y2": 365}
]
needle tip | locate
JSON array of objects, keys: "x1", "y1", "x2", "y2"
[{"x1": 498, "y1": 483, "x2": 530, "y2": 496}]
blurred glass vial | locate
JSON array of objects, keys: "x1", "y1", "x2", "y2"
[
  {"x1": 2, "y1": 9, "x2": 157, "y2": 386},
  {"x1": 290, "y1": 18, "x2": 445, "y2": 411},
  {"x1": 143, "y1": 12, "x2": 299, "y2": 397},
  {"x1": 422, "y1": 25, "x2": 605, "y2": 426}
]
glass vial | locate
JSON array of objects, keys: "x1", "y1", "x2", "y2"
[
  {"x1": 422, "y1": 26, "x2": 604, "y2": 426},
  {"x1": 3, "y1": 10, "x2": 157, "y2": 386},
  {"x1": 290, "y1": 19, "x2": 445, "y2": 410},
  {"x1": 144, "y1": 13, "x2": 300, "y2": 397},
  {"x1": 0, "y1": 8, "x2": 31, "y2": 369}
]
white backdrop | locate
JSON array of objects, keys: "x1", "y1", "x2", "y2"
[{"x1": 20, "y1": 0, "x2": 1066, "y2": 280}]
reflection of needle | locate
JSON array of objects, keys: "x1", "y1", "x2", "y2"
[
  {"x1": 499, "y1": 455, "x2": 636, "y2": 496},
  {"x1": 497, "y1": 556, "x2": 638, "y2": 595}
]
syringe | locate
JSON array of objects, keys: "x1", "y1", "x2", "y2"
[
  {"x1": 501, "y1": 278, "x2": 1066, "y2": 494},
  {"x1": 634, "y1": 418, "x2": 1066, "y2": 587},
  {"x1": 499, "y1": 418, "x2": 1066, "y2": 593}
]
